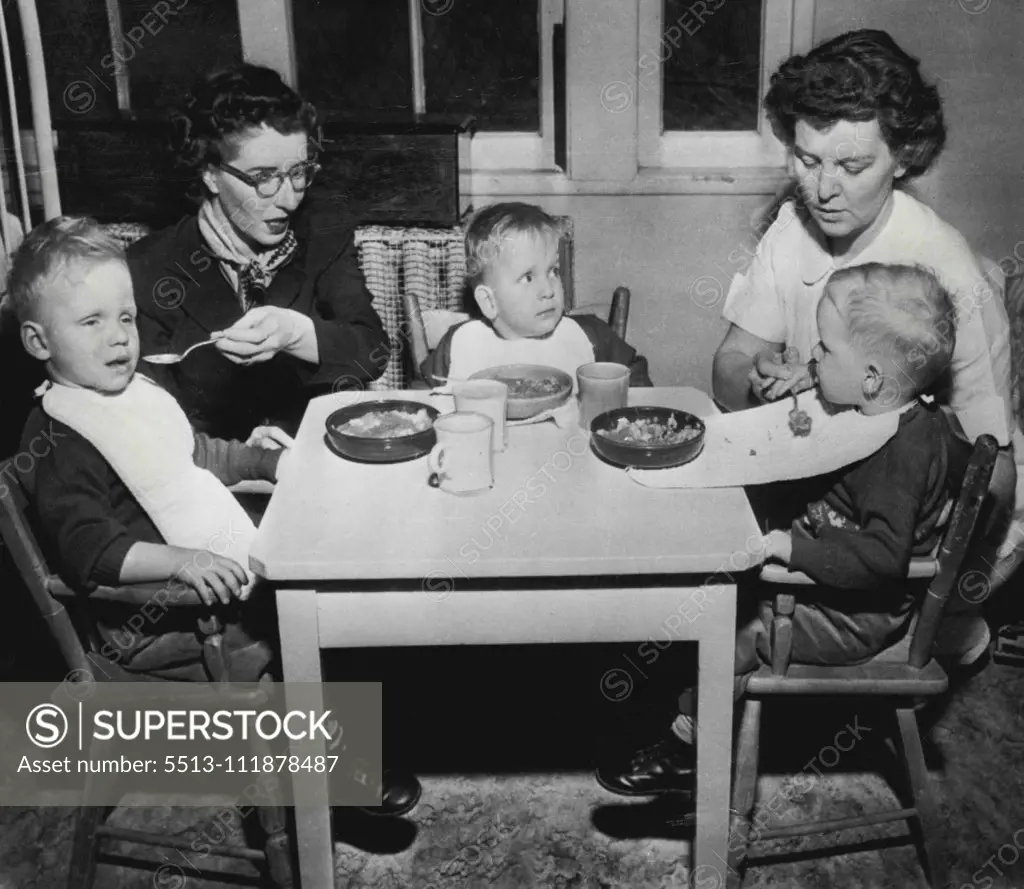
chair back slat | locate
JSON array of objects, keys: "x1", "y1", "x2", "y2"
[
  {"x1": 557, "y1": 220, "x2": 575, "y2": 312},
  {"x1": 0, "y1": 459, "x2": 94, "y2": 674},
  {"x1": 401, "y1": 290, "x2": 431, "y2": 379},
  {"x1": 609, "y1": 286, "x2": 631, "y2": 341},
  {"x1": 909, "y1": 434, "x2": 999, "y2": 668}
]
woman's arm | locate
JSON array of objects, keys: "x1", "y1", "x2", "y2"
[
  {"x1": 712, "y1": 324, "x2": 784, "y2": 412},
  {"x1": 293, "y1": 232, "x2": 391, "y2": 387},
  {"x1": 945, "y1": 272, "x2": 1015, "y2": 448},
  {"x1": 209, "y1": 230, "x2": 390, "y2": 385}
]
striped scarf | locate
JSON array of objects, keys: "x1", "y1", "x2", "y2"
[{"x1": 198, "y1": 199, "x2": 298, "y2": 311}]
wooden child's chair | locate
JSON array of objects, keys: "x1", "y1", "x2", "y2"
[
  {"x1": 0, "y1": 457, "x2": 294, "y2": 888},
  {"x1": 728, "y1": 434, "x2": 999, "y2": 889}
]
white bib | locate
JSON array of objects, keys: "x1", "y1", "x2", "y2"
[
  {"x1": 447, "y1": 318, "x2": 596, "y2": 388},
  {"x1": 40, "y1": 376, "x2": 257, "y2": 584}
]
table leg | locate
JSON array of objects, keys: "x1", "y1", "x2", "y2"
[
  {"x1": 694, "y1": 581, "x2": 738, "y2": 886},
  {"x1": 277, "y1": 588, "x2": 333, "y2": 889}
]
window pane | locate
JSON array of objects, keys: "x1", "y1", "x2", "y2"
[
  {"x1": 120, "y1": 0, "x2": 243, "y2": 111},
  {"x1": 662, "y1": 0, "x2": 761, "y2": 132},
  {"x1": 31, "y1": 0, "x2": 241, "y2": 119},
  {"x1": 293, "y1": 0, "x2": 414, "y2": 117},
  {"x1": 423, "y1": 0, "x2": 539, "y2": 131},
  {"x1": 293, "y1": 0, "x2": 539, "y2": 131},
  {"x1": 34, "y1": 0, "x2": 118, "y2": 119}
]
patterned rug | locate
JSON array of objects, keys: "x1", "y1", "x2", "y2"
[
  {"x1": 2, "y1": 643, "x2": 1024, "y2": 888},
  {"x1": 0, "y1": 770, "x2": 924, "y2": 889}
]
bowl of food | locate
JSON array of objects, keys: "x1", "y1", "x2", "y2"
[
  {"x1": 325, "y1": 400, "x2": 440, "y2": 463},
  {"x1": 469, "y1": 364, "x2": 573, "y2": 419},
  {"x1": 589, "y1": 406, "x2": 706, "y2": 470}
]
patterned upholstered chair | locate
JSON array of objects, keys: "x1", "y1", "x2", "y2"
[
  {"x1": 102, "y1": 221, "x2": 152, "y2": 252},
  {"x1": 354, "y1": 224, "x2": 472, "y2": 390}
]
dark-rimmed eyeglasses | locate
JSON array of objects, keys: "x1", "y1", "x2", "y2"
[{"x1": 219, "y1": 160, "x2": 321, "y2": 198}]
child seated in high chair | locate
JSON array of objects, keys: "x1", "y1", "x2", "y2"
[
  {"x1": 8, "y1": 216, "x2": 288, "y2": 683},
  {"x1": 597, "y1": 262, "x2": 971, "y2": 802},
  {"x1": 421, "y1": 202, "x2": 653, "y2": 387}
]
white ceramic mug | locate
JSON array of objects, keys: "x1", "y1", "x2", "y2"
[
  {"x1": 453, "y1": 380, "x2": 508, "y2": 452},
  {"x1": 427, "y1": 412, "x2": 494, "y2": 495}
]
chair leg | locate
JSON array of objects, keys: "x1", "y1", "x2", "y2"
[
  {"x1": 727, "y1": 698, "x2": 762, "y2": 889},
  {"x1": 248, "y1": 729, "x2": 295, "y2": 887},
  {"x1": 895, "y1": 706, "x2": 948, "y2": 888},
  {"x1": 256, "y1": 803, "x2": 294, "y2": 888},
  {"x1": 67, "y1": 806, "x2": 108, "y2": 889}
]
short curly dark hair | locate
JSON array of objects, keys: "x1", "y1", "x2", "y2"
[
  {"x1": 764, "y1": 29, "x2": 946, "y2": 179},
  {"x1": 170, "y1": 63, "x2": 318, "y2": 195}
]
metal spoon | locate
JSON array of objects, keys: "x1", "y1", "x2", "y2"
[{"x1": 142, "y1": 337, "x2": 219, "y2": 365}]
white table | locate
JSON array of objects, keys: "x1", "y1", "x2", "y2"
[{"x1": 252, "y1": 387, "x2": 762, "y2": 887}]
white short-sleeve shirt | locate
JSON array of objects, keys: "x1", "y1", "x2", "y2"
[{"x1": 722, "y1": 190, "x2": 1014, "y2": 446}]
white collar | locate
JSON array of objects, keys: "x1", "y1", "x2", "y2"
[{"x1": 799, "y1": 191, "x2": 909, "y2": 286}]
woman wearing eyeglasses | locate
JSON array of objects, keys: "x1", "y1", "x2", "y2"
[{"x1": 128, "y1": 63, "x2": 390, "y2": 442}]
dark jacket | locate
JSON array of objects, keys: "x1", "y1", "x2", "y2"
[{"x1": 126, "y1": 199, "x2": 389, "y2": 440}]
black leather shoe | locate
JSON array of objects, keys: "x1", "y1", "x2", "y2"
[
  {"x1": 359, "y1": 769, "x2": 422, "y2": 817},
  {"x1": 596, "y1": 734, "x2": 695, "y2": 796}
]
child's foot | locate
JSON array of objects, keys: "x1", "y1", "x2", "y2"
[{"x1": 596, "y1": 734, "x2": 695, "y2": 796}]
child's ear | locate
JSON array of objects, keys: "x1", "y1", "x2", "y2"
[
  {"x1": 862, "y1": 360, "x2": 895, "y2": 403},
  {"x1": 474, "y1": 283, "x2": 498, "y2": 322},
  {"x1": 20, "y1": 321, "x2": 50, "y2": 361}
]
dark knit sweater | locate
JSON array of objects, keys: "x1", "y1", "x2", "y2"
[
  {"x1": 789, "y1": 401, "x2": 969, "y2": 590},
  {"x1": 18, "y1": 406, "x2": 280, "y2": 592}
]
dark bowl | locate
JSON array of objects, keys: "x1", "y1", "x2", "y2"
[
  {"x1": 589, "y1": 406, "x2": 706, "y2": 470},
  {"x1": 325, "y1": 400, "x2": 440, "y2": 464},
  {"x1": 469, "y1": 364, "x2": 574, "y2": 419}
]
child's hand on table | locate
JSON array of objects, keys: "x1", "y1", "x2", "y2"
[
  {"x1": 763, "y1": 530, "x2": 793, "y2": 564},
  {"x1": 175, "y1": 549, "x2": 251, "y2": 606},
  {"x1": 275, "y1": 446, "x2": 293, "y2": 482},
  {"x1": 247, "y1": 426, "x2": 295, "y2": 450}
]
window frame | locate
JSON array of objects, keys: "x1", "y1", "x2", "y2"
[
  {"x1": 636, "y1": 0, "x2": 814, "y2": 169},
  {"x1": 189, "y1": 0, "x2": 812, "y2": 190},
  {"x1": 232, "y1": 0, "x2": 562, "y2": 173}
]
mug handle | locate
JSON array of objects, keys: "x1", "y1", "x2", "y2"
[{"x1": 427, "y1": 443, "x2": 447, "y2": 488}]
